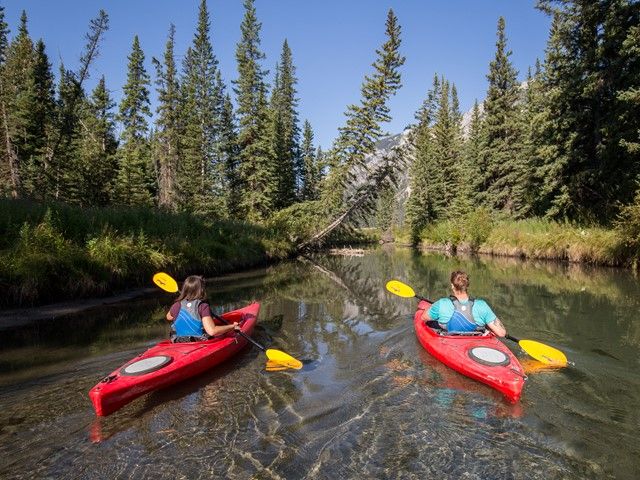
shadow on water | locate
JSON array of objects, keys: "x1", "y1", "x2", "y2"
[{"x1": 0, "y1": 247, "x2": 639, "y2": 478}]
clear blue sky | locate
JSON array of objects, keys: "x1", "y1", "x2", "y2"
[{"x1": 3, "y1": 0, "x2": 551, "y2": 149}]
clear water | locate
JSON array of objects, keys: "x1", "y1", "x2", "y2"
[{"x1": 0, "y1": 248, "x2": 638, "y2": 479}]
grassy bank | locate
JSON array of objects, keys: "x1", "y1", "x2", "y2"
[
  {"x1": 393, "y1": 209, "x2": 639, "y2": 268},
  {"x1": 0, "y1": 199, "x2": 293, "y2": 307}
]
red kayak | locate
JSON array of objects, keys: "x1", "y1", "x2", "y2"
[
  {"x1": 89, "y1": 302, "x2": 260, "y2": 416},
  {"x1": 414, "y1": 300, "x2": 526, "y2": 403}
]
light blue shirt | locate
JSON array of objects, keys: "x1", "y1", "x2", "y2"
[{"x1": 428, "y1": 297, "x2": 497, "y2": 328}]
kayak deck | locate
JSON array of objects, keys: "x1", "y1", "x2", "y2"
[
  {"x1": 414, "y1": 300, "x2": 525, "y2": 403},
  {"x1": 89, "y1": 302, "x2": 260, "y2": 416}
]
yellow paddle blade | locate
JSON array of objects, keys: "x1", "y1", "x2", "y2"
[
  {"x1": 266, "y1": 348, "x2": 303, "y2": 369},
  {"x1": 385, "y1": 280, "x2": 416, "y2": 298},
  {"x1": 265, "y1": 360, "x2": 292, "y2": 372},
  {"x1": 153, "y1": 272, "x2": 178, "y2": 293},
  {"x1": 519, "y1": 340, "x2": 568, "y2": 367}
]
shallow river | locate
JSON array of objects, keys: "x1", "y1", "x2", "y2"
[{"x1": 1, "y1": 248, "x2": 639, "y2": 479}]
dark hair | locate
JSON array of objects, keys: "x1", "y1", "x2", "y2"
[
  {"x1": 176, "y1": 275, "x2": 207, "y2": 302},
  {"x1": 450, "y1": 270, "x2": 469, "y2": 293}
]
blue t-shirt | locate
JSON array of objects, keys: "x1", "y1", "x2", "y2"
[{"x1": 428, "y1": 297, "x2": 497, "y2": 328}]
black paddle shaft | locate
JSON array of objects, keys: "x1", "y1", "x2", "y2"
[{"x1": 212, "y1": 312, "x2": 266, "y2": 352}]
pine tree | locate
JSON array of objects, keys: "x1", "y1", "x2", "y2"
[
  {"x1": 465, "y1": 99, "x2": 485, "y2": 203},
  {"x1": 431, "y1": 78, "x2": 466, "y2": 218},
  {"x1": 300, "y1": 120, "x2": 319, "y2": 200},
  {"x1": 21, "y1": 39, "x2": 56, "y2": 199},
  {"x1": 521, "y1": 62, "x2": 548, "y2": 216},
  {"x1": 536, "y1": 0, "x2": 640, "y2": 221},
  {"x1": 406, "y1": 75, "x2": 440, "y2": 243},
  {"x1": 220, "y1": 91, "x2": 240, "y2": 215},
  {"x1": 153, "y1": 23, "x2": 181, "y2": 210},
  {"x1": 315, "y1": 145, "x2": 326, "y2": 182},
  {"x1": 74, "y1": 76, "x2": 118, "y2": 206},
  {"x1": 376, "y1": 184, "x2": 395, "y2": 232},
  {"x1": 269, "y1": 39, "x2": 300, "y2": 208},
  {"x1": 53, "y1": 63, "x2": 85, "y2": 202},
  {"x1": 234, "y1": 0, "x2": 275, "y2": 221},
  {"x1": 0, "y1": 11, "x2": 36, "y2": 199},
  {"x1": 321, "y1": 9, "x2": 405, "y2": 215},
  {"x1": 178, "y1": 0, "x2": 227, "y2": 216},
  {"x1": 49, "y1": 9, "x2": 109, "y2": 202},
  {"x1": 618, "y1": 23, "x2": 640, "y2": 156},
  {"x1": 114, "y1": 35, "x2": 153, "y2": 206},
  {"x1": 441, "y1": 81, "x2": 470, "y2": 218},
  {"x1": 0, "y1": 5, "x2": 9, "y2": 197},
  {"x1": 0, "y1": 5, "x2": 8, "y2": 65},
  {"x1": 479, "y1": 16, "x2": 527, "y2": 217}
]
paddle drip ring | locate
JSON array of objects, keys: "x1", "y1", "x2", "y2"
[
  {"x1": 468, "y1": 347, "x2": 510, "y2": 367},
  {"x1": 120, "y1": 355, "x2": 172, "y2": 376}
]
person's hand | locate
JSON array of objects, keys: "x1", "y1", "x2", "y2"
[{"x1": 233, "y1": 322, "x2": 241, "y2": 332}]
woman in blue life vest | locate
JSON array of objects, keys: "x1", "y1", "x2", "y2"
[
  {"x1": 165, "y1": 275, "x2": 241, "y2": 342},
  {"x1": 421, "y1": 270, "x2": 507, "y2": 337}
]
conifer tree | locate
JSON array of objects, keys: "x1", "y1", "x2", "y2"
[
  {"x1": 178, "y1": 0, "x2": 226, "y2": 215},
  {"x1": 465, "y1": 99, "x2": 485, "y2": 202},
  {"x1": 220, "y1": 91, "x2": 240, "y2": 215},
  {"x1": 438, "y1": 80, "x2": 469, "y2": 218},
  {"x1": 114, "y1": 35, "x2": 153, "y2": 206},
  {"x1": 153, "y1": 23, "x2": 180, "y2": 210},
  {"x1": 235, "y1": 0, "x2": 275, "y2": 221},
  {"x1": 431, "y1": 78, "x2": 466, "y2": 218},
  {"x1": 376, "y1": 184, "x2": 395, "y2": 232},
  {"x1": 479, "y1": 17, "x2": 527, "y2": 217},
  {"x1": 321, "y1": 9, "x2": 405, "y2": 215},
  {"x1": 315, "y1": 145, "x2": 325, "y2": 182},
  {"x1": 0, "y1": 5, "x2": 9, "y2": 197},
  {"x1": 74, "y1": 76, "x2": 118, "y2": 206},
  {"x1": 617, "y1": 24, "x2": 640, "y2": 156},
  {"x1": 0, "y1": 6, "x2": 8, "y2": 65},
  {"x1": 269, "y1": 39, "x2": 300, "y2": 208},
  {"x1": 52, "y1": 63, "x2": 85, "y2": 202},
  {"x1": 301, "y1": 120, "x2": 319, "y2": 200},
  {"x1": 536, "y1": 0, "x2": 640, "y2": 221},
  {"x1": 50, "y1": 9, "x2": 109, "y2": 202},
  {"x1": 22, "y1": 39, "x2": 55, "y2": 199},
  {"x1": 406, "y1": 75, "x2": 440, "y2": 243},
  {"x1": 0, "y1": 11, "x2": 36, "y2": 198},
  {"x1": 520, "y1": 62, "x2": 547, "y2": 215}
]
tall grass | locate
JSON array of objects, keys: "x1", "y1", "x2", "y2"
[
  {"x1": 415, "y1": 212, "x2": 632, "y2": 267},
  {"x1": 0, "y1": 199, "x2": 283, "y2": 307}
]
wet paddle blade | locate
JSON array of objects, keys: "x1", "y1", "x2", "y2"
[
  {"x1": 386, "y1": 280, "x2": 416, "y2": 298},
  {"x1": 519, "y1": 340, "x2": 568, "y2": 367},
  {"x1": 265, "y1": 360, "x2": 292, "y2": 372},
  {"x1": 153, "y1": 272, "x2": 179, "y2": 293},
  {"x1": 266, "y1": 349, "x2": 303, "y2": 369}
]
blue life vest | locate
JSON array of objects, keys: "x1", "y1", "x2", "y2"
[
  {"x1": 172, "y1": 299, "x2": 206, "y2": 339},
  {"x1": 445, "y1": 296, "x2": 479, "y2": 332}
]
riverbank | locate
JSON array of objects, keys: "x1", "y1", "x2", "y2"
[
  {"x1": 0, "y1": 199, "x2": 380, "y2": 309},
  {"x1": 0, "y1": 199, "x2": 286, "y2": 308},
  {"x1": 392, "y1": 214, "x2": 639, "y2": 268}
]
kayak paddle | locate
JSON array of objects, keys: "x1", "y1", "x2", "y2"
[
  {"x1": 385, "y1": 279, "x2": 568, "y2": 367},
  {"x1": 153, "y1": 272, "x2": 303, "y2": 370}
]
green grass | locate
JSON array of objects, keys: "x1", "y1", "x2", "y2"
[
  {"x1": 412, "y1": 214, "x2": 633, "y2": 267},
  {"x1": 0, "y1": 199, "x2": 287, "y2": 307}
]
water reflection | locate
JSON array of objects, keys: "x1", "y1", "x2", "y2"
[{"x1": 0, "y1": 248, "x2": 639, "y2": 479}]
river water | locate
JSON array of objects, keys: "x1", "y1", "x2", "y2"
[{"x1": 0, "y1": 247, "x2": 639, "y2": 479}]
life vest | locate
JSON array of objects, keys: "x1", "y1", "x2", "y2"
[
  {"x1": 172, "y1": 299, "x2": 207, "y2": 341},
  {"x1": 445, "y1": 296, "x2": 479, "y2": 332}
]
